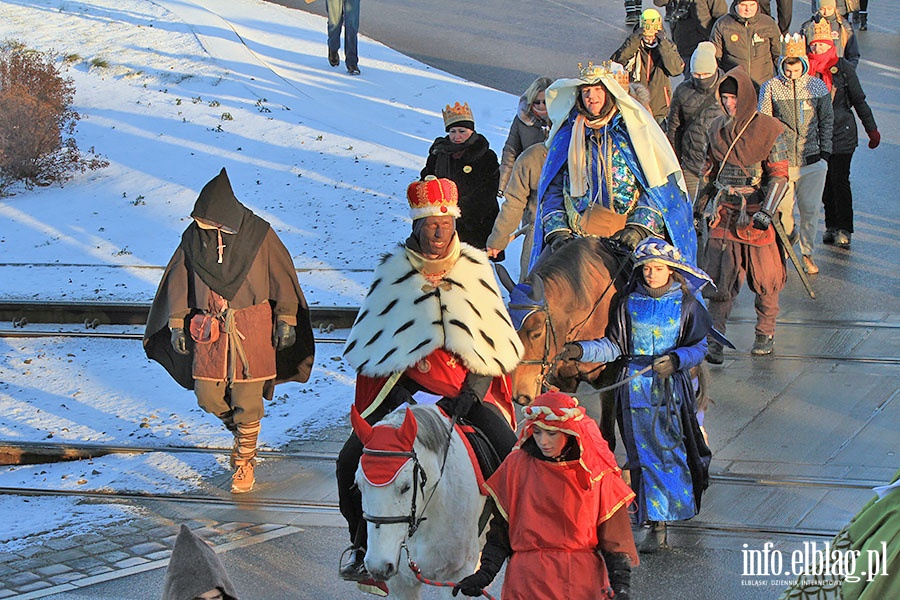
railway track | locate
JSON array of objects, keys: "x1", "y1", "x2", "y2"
[{"x1": 0, "y1": 441, "x2": 871, "y2": 540}]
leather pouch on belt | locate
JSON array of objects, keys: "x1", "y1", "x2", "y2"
[
  {"x1": 190, "y1": 313, "x2": 220, "y2": 344},
  {"x1": 708, "y1": 204, "x2": 775, "y2": 246},
  {"x1": 578, "y1": 203, "x2": 628, "y2": 238}
]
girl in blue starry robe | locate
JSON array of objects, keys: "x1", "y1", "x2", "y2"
[{"x1": 563, "y1": 237, "x2": 713, "y2": 551}]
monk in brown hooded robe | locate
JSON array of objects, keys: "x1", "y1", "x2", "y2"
[
  {"x1": 696, "y1": 66, "x2": 789, "y2": 362},
  {"x1": 144, "y1": 168, "x2": 314, "y2": 493}
]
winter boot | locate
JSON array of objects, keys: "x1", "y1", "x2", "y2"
[
  {"x1": 751, "y1": 334, "x2": 775, "y2": 356},
  {"x1": 230, "y1": 420, "x2": 260, "y2": 492},
  {"x1": 858, "y1": 11, "x2": 868, "y2": 30},
  {"x1": 637, "y1": 521, "x2": 667, "y2": 553},
  {"x1": 624, "y1": 0, "x2": 642, "y2": 27},
  {"x1": 706, "y1": 340, "x2": 724, "y2": 365}
]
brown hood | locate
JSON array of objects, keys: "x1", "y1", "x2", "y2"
[{"x1": 708, "y1": 66, "x2": 783, "y2": 167}]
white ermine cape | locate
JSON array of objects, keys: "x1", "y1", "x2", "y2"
[{"x1": 344, "y1": 243, "x2": 523, "y2": 377}]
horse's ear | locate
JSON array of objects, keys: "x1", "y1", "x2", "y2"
[
  {"x1": 529, "y1": 275, "x2": 545, "y2": 303},
  {"x1": 495, "y1": 264, "x2": 515, "y2": 293},
  {"x1": 397, "y1": 408, "x2": 418, "y2": 448},
  {"x1": 350, "y1": 406, "x2": 374, "y2": 445}
]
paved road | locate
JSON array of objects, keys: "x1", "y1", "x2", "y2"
[{"x1": 9, "y1": 2, "x2": 899, "y2": 599}]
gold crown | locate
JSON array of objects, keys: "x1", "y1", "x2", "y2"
[
  {"x1": 407, "y1": 176, "x2": 460, "y2": 220},
  {"x1": 811, "y1": 18, "x2": 833, "y2": 44},
  {"x1": 578, "y1": 60, "x2": 630, "y2": 88},
  {"x1": 781, "y1": 33, "x2": 807, "y2": 58},
  {"x1": 442, "y1": 101, "x2": 474, "y2": 129}
]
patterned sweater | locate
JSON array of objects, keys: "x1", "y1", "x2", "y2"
[{"x1": 758, "y1": 71, "x2": 833, "y2": 166}]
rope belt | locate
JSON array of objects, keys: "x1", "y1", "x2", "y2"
[{"x1": 222, "y1": 308, "x2": 250, "y2": 383}]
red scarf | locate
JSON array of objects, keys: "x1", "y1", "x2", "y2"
[{"x1": 808, "y1": 44, "x2": 839, "y2": 92}]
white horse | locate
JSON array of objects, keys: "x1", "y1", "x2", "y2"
[{"x1": 350, "y1": 404, "x2": 486, "y2": 600}]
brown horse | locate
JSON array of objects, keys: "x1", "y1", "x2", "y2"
[
  {"x1": 496, "y1": 237, "x2": 630, "y2": 441},
  {"x1": 497, "y1": 236, "x2": 711, "y2": 446}
]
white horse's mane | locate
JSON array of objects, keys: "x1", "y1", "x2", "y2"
[{"x1": 380, "y1": 404, "x2": 448, "y2": 455}]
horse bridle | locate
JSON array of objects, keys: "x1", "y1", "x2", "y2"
[
  {"x1": 360, "y1": 416, "x2": 455, "y2": 540},
  {"x1": 361, "y1": 448, "x2": 429, "y2": 538},
  {"x1": 508, "y1": 299, "x2": 559, "y2": 393}
]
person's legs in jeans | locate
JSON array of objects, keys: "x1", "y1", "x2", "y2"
[
  {"x1": 326, "y1": 0, "x2": 344, "y2": 56},
  {"x1": 794, "y1": 160, "x2": 828, "y2": 257},
  {"x1": 342, "y1": 0, "x2": 360, "y2": 69}
]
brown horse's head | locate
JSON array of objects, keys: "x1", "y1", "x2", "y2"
[{"x1": 498, "y1": 237, "x2": 625, "y2": 406}]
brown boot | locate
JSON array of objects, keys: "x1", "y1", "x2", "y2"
[{"x1": 231, "y1": 460, "x2": 255, "y2": 493}]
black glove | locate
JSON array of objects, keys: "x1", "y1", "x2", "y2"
[
  {"x1": 603, "y1": 552, "x2": 632, "y2": 600},
  {"x1": 560, "y1": 342, "x2": 584, "y2": 362},
  {"x1": 274, "y1": 320, "x2": 296, "y2": 350},
  {"x1": 652, "y1": 353, "x2": 679, "y2": 378},
  {"x1": 819, "y1": 152, "x2": 830, "y2": 162},
  {"x1": 546, "y1": 230, "x2": 574, "y2": 251},
  {"x1": 752, "y1": 210, "x2": 772, "y2": 231},
  {"x1": 170, "y1": 328, "x2": 189, "y2": 355},
  {"x1": 452, "y1": 570, "x2": 495, "y2": 597},
  {"x1": 610, "y1": 224, "x2": 650, "y2": 250},
  {"x1": 438, "y1": 389, "x2": 479, "y2": 419}
]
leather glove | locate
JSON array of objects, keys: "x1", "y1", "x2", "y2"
[
  {"x1": 652, "y1": 353, "x2": 679, "y2": 378},
  {"x1": 560, "y1": 342, "x2": 584, "y2": 362},
  {"x1": 752, "y1": 210, "x2": 772, "y2": 231},
  {"x1": 438, "y1": 389, "x2": 479, "y2": 419},
  {"x1": 610, "y1": 224, "x2": 650, "y2": 251},
  {"x1": 274, "y1": 320, "x2": 296, "y2": 350},
  {"x1": 546, "y1": 230, "x2": 574, "y2": 251},
  {"x1": 868, "y1": 129, "x2": 881, "y2": 149},
  {"x1": 603, "y1": 551, "x2": 632, "y2": 600},
  {"x1": 170, "y1": 328, "x2": 189, "y2": 355},
  {"x1": 452, "y1": 570, "x2": 495, "y2": 597}
]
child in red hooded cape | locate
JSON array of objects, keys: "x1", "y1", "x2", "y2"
[{"x1": 453, "y1": 391, "x2": 638, "y2": 600}]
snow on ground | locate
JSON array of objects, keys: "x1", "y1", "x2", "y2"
[{"x1": 0, "y1": 0, "x2": 520, "y2": 546}]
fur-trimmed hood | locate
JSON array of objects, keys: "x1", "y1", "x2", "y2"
[{"x1": 344, "y1": 243, "x2": 522, "y2": 377}]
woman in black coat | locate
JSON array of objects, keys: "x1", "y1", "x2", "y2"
[
  {"x1": 421, "y1": 102, "x2": 500, "y2": 250},
  {"x1": 808, "y1": 35, "x2": 879, "y2": 248}
]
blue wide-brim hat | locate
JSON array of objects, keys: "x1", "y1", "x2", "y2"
[{"x1": 633, "y1": 237, "x2": 714, "y2": 293}]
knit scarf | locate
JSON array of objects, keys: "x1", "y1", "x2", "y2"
[
  {"x1": 567, "y1": 107, "x2": 618, "y2": 198},
  {"x1": 808, "y1": 45, "x2": 838, "y2": 92}
]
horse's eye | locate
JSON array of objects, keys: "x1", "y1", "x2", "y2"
[
  {"x1": 527, "y1": 327, "x2": 543, "y2": 341},
  {"x1": 399, "y1": 482, "x2": 411, "y2": 494}
]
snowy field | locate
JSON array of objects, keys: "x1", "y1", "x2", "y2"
[{"x1": 0, "y1": 0, "x2": 522, "y2": 547}]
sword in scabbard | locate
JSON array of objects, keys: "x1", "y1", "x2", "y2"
[{"x1": 771, "y1": 217, "x2": 816, "y2": 299}]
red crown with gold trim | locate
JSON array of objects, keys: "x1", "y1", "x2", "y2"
[{"x1": 406, "y1": 176, "x2": 460, "y2": 220}]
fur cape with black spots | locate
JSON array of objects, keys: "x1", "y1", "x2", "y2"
[{"x1": 344, "y1": 242, "x2": 523, "y2": 378}]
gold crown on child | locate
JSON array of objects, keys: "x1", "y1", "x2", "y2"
[
  {"x1": 811, "y1": 19, "x2": 833, "y2": 44},
  {"x1": 781, "y1": 33, "x2": 807, "y2": 58},
  {"x1": 578, "y1": 61, "x2": 630, "y2": 87}
]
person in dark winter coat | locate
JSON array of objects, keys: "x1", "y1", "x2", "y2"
[
  {"x1": 421, "y1": 102, "x2": 500, "y2": 250},
  {"x1": 612, "y1": 9, "x2": 686, "y2": 122},
  {"x1": 807, "y1": 31, "x2": 879, "y2": 248},
  {"x1": 163, "y1": 525, "x2": 239, "y2": 600},
  {"x1": 499, "y1": 76, "x2": 552, "y2": 192},
  {"x1": 667, "y1": 41, "x2": 726, "y2": 201},
  {"x1": 710, "y1": 0, "x2": 781, "y2": 88},
  {"x1": 653, "y1": 0, "x2": 728, "y2": 68},
  {"x1": 802, "y1": 0, "x2": 860, "y2": 67},
  {"x1": 143, "y1": 168, "x2": 315, "y2": 494},
  {"x1": 757, "y1": 0, "x2": 794, "y2": 34}
]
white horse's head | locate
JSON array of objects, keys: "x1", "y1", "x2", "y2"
[{"x1": 350, "y1": 405, "x2": 459, "y2": 586}]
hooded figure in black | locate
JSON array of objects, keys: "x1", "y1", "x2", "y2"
[
  {"x1": 144, "y1": 168, "x2": 314, "y2": 493},
  {"x1": 162, "y1": 524, "x2": 239, "y2": 600}
]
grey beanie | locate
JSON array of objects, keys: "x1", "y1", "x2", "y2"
[{"x1": 691, "y1": 42, "x2": 718, "y2": 74}]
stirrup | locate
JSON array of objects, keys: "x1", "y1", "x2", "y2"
[{"x1": 339, "y1": 545, "x2": 371, "y2": 582}]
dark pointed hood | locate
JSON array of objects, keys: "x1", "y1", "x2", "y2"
[
  {"x1": 182, "y1": 168, "x2": 270, "y2": 300},
  {"x1": 162, "y1": 524, "x2": 239, "y2": 600}
]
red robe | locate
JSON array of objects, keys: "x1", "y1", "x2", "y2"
[{"x1": 483, "y1": 450, "x2": 634, "y2": 600}]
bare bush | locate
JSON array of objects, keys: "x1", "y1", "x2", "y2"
[{"x1": 0, "y1": 40, "x2": 107, "y2": 196}]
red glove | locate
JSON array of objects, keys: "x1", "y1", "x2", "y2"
[{"x1": 867, "y1": 129, "x2": 881, "y2": 149}]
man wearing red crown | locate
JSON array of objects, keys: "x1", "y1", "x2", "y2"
[{"x1": 336, "y1": 176, "x2": 523, "y2": 582}]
